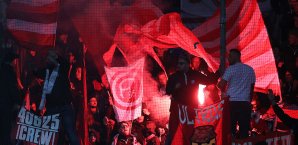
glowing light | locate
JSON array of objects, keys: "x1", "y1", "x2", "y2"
[{"x1": 198, "y1": 84, "x2": 206, "y2": 106}]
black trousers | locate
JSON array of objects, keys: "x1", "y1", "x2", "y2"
[
  {"x1": 0, "y1": 106, "x2": 13, "y2": 145},
  {"x1": 230, "y1": 101, "x2": 251, "y2": 139}
]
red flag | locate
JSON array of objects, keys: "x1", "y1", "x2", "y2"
[
  {"x1": 104, "y1": 13, "x2": 218, "y2": 72},
  {"x1": 104, "y1": 58, "x2": 145, "y2": 122},
  {"x1": 170, "y1": 98, "x2": 231, "y2": 145},
  {"x1": 192, "y1": 0, "x2": 281, "y2": 96},
  {"x1": 6, "y1": 0, "x2": 58, "y2": 50}
]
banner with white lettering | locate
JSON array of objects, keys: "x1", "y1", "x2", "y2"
[
  {"x1": 14, "y1": 107, "x2": 60, "y2": 145},
  {"x1": 171, "y1": 98, "x2": 231, "y2": 145},
  {"x1": 232, "y1": 131, "x2": 294, "y2": 145}
]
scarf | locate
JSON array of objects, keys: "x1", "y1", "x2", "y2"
[{"x1": 39, "y1": 64, "x2": 60, "y2": 110}]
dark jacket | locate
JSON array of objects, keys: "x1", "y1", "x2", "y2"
[
  {"x1": 166, "y1": 69, "x2": 218, "y2": 107},
  {"x1": 272, "y1": 104, "x2": 298, "y2": 142},
  {"x1": 34, "y1": 57, "x2": 72, "y2": 107},
  {"x1": 0, "y1": 63, "x2": 21, "y2": 107}
]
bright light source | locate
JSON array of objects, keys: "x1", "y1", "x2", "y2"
[{"x1": 198, "y1": 84, "x2": 206, "y2": 106}]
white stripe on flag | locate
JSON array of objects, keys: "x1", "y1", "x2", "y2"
[
  {"x1": 7, "y1": 19, "x2": 57, "y2": 34},
  {"x1": 10, "y1": 0, "x2": 58, "y2": 6},
  {"x1": 114, "y1": 105, "x2": 142, "y2": 122}
]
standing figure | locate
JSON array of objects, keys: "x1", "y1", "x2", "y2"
[
  {"x1": 165, "y1": 53, "x2": 218, "y2": 144},
  {"x1": 0, "y1": 52, "x2": 21, "y2": 145},
  {"x1": 34, "y1": 50, "x2": 80, "y2": 145},
  {"x1": 217, "y1": 49, "x2": 256, "y2": 139}
]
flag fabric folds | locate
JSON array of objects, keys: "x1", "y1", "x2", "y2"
[
  {"x1": 170, "y1": 98, "x2": 231, "y2": 145},
  {"x1": 192, "y1": 0, "x2": 281, "y2": 96},
  {"x1": 104, "y1": 12, "x2": 218, "y2": 73},
  {"x1": 104, "y1": 58, "x2": 145, "y2": 122},
  {"x1": 6, "y1": 0, "x2": 59, "y2": 49}
]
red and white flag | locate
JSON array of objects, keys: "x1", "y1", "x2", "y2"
[
  {"x1": 104, "y1": 58, "x2": 145, "y2": 122},
  {"x1": 192, "y1": 0, "x2": 281, "y2": 96},
  {"x1": 6, "y1": 0, "x2": 59, "y2": 49}
]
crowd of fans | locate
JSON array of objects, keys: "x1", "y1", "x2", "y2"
[{"x1": 1, "y1": 0, "x2": 298, "y2": 145}]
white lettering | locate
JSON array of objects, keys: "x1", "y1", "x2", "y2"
[
  {"x1": 179, "y1": 105, "x2": 186, "y2": 124},
  {"x1": 25, "y1": 112, "x2": 33, "y2": 125},
  {"x1": 34, "y1": 129, "x2": 41, "y2": 144},
  {"x1": 18, "y1": 108, "x2": 26, "y2": 123},
  {"x1": 33, "y1": 115, "x2": 42, "y2": 127},
  {"x1": 19, "y1": 125, "x2": 27, "y2": 140},
  {"x1": 51, "y1": 114, "x2": 60, "y2": 130},
  {"x1": 26, "y1": 127, "x2": 34, "y2": 142},
  {"x1": 40, "y1": 131, "x2": 53, "y2": 145},
  {"x1": 42, "y1": 116, "x2": 51, "y2": 129},
  {"x1": 185, "y1": 106, "x2": 194, "y2": 125}
]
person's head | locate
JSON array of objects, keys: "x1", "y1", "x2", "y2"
[
  {"x1": 145, "y1": 121, "x2": 156, "y2": 135},
  {"x1": 89, "y1": 97, "x2": 98, "y2": 107},
  {"x1": 46, "y1": 50, "x2": 59, "y2": 69},
  {"x1": 89, "y1": 97, "x2": 98, "y2": 113},
  {"x1": 157, "y1": 127, "x2": 166, "y2": 136},
  {"x1": 285, "y1": 70, "x2": 293, "y2": 82},
  {"x1": 288, "y1": 29, "x2": 298, "y2": 46},
  {"x1": 119, "y1": 121, "x2": 131, "y2": 136},
  {"x1": 136, "y1": 115, "x2": 144, "y2": 123},
  {"x1": 191, "y1": 56, "x2": 201, "y2": 71},
  {"x1": 157, "y1": 72, "x2": 167, "y2": 87},
  {"x1": 177, "y1": 53, "x2": 190, "y2": 72},
  {"x1": 228, "y1": 49, "x2": 241, "y2": 65},
  {"x1": 101, "y1": 73, "x2": 110, "y2": 88},
  {"x1": 75, "y1": 67, "x2": 82, "y2": 81},
  {"x1": 89, "y1": 131, "x2": 97, "y2": 143}
]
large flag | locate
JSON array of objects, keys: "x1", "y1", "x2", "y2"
[
  {"x1": 103, "y1": 12, "x2": 218, "y2": 72},
  {"x1": 192, "y1": 0, "x2": 281, "y2": 96},
  {"x1": 104, "y1": 58, "x2": 145, "y2": 122},
  {"x1": 6, "y1": 0, "x2": 58, "y2": 50},
  {"x1": 170, "y1": 98, "x2": 231, "y2": 145}
]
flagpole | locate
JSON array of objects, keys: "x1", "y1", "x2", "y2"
[
  {"x1": 82, "y1": 44, "x2": 89, "y2": 144},
  {"x1": 219, "y1": 0, "x2": 226, "y2": 76}
]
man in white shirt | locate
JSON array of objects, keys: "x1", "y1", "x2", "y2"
[{"x1": 217, "y1": 49, "x2": 256, "y2": 139}]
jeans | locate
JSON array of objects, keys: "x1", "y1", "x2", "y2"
[
  {"x1": 46, "y1": 104, "x2": 80, "y2": 145},
  {"x1": 230, "y1": 101, "x2": 251, "y2": 139}
]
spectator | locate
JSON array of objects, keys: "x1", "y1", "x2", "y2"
[
  {"x1": 34, "y1": 50, "x2": 80, "y2": 145},
  {"x1": 156, "y1": 126, "x2": 167, "y2": 145},
  {"x1": 166, "y1": 52, "x2": 218, "y2": 144},
  {"x1": 89, "y1": 130, "x2": 100, "y2": 145},
  {"x1": 217, "y1": 49, "x2": 256, "y2": 139},
  {"x1": 280, "y1": 29, "x2": 298, "y2": 72},
  {"x1": 268, "y1": 89, "x2": 298, "y2": 143},
  {"x1": 112, "y1": 121, "x2": 139, "y2": 145},
  {"x1": 87, "y1": 97, "x2": 102, "y2": 144},
  {"x1": 0, "y1": 52, "x2": 21, "y2": 145},
  {"x1": 281, "y1": 70, "x2": 298, "y2": 105},
  {"x1": 143, "y1": 121, "x2": 160, "y2": 145},
  {"x1": 157, "y1": 72, "x2": 167, "y2": 95},
  {"x1": 132, "y1": 114, "x2": 146, "y2": 144}
]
